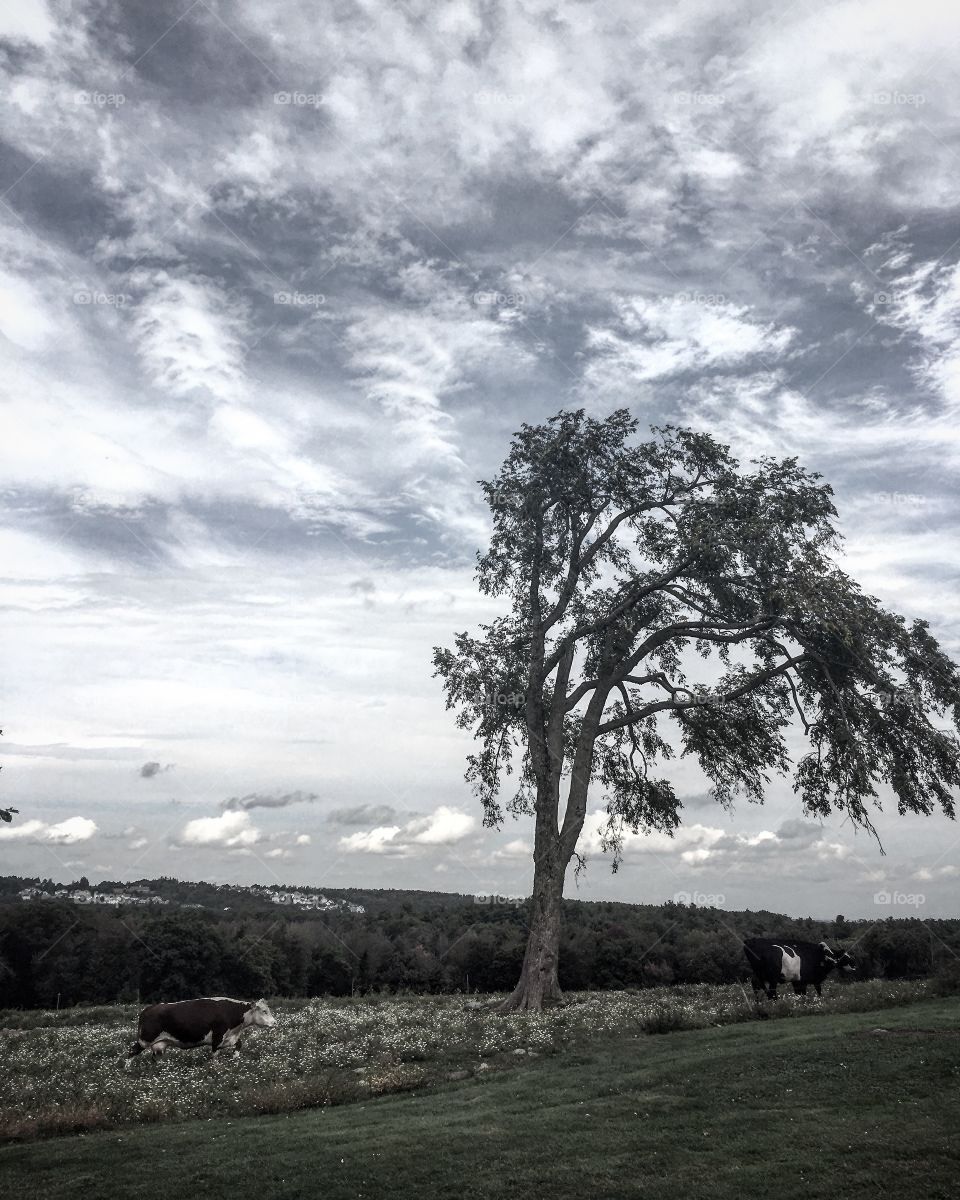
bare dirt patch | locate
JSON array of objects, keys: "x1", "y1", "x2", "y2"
[{"x1": 853, "y1": 1027, "x2": 960, "y2": 1038}]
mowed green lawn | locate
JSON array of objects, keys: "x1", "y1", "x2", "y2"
[{"x1": 3, "y1": 998, "x2": 958, "y2": 1200}]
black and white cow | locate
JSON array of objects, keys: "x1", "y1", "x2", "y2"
[
  {"x1": 744, "y1": 938, "x2": 856, "y2": 1000},
  {"x1": 125, "y1": 997, "x2": 276, "y2": 1068}
]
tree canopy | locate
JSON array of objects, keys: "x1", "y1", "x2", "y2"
[{"x1": 0, "y1": 730, "x2": 16, "y2": 824}]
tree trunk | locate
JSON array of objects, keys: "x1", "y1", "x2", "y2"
[
  {"x1": 500, "y1": 685, "x2": 608, "y2": 1013},
  {"x1": 498, "y1": 839, "x2": 565, "y2": 1012}
]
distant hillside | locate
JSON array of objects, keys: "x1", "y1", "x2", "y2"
[{"x1": 1, "y1": 873, "x2": 956, "y2": 1009}]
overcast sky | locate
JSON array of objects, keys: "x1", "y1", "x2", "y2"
[{"x1": 1, "y1": 0, "x2": 959, "y2": 919}]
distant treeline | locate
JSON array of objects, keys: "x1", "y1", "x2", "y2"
[{"x1": 0, "y1": 875, "x2": 957, "y2": 1008}]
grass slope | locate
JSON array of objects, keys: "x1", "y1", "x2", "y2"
[{"x1": 3, "y1": 998, "x2": 958, "y2": 1200}]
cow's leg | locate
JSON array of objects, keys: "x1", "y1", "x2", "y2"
[
  {"x1": 792, "y1": 983, "x2": 806, "y2": 996},
  {"x1": 750, "y1": 977, "x2": 770, "y2": 1018},
  {"x1": 209, "y1": 1023, "x2": 229, "y2": 1065},
  {"x1": 767, "y1": 984, "x2": 777, "y2": 1000},
  {"x1": 750, "y1": 977, "x2": 769, "y2": 1006},
  {"x1": 814, "y1": 982, "x2": 823, "y2": 998}
]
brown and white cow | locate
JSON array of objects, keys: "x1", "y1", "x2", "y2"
[{"x1": 125, "y1": 997, "x2": 276, "y2": 1068}]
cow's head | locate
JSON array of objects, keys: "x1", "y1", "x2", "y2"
[
  {"x1": 246, "y1": 998, "x2": 277, "y2": 1028},
  {"x1": 820, "y1": 941, "x2": 856, "y2": 974},
  {"x1": 834, "y1": 949, "x2": 857, "y2": 974}
]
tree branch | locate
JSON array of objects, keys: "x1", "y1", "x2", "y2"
[
  {"x1": 617, "y1": 682, "x2": 649, "y2": 784},
  {"x1": 597, "y1": 652, "x2": 809, "y2": 735},
  {"x1": 540, "y1": 555, "x2": 698, "y2": 681}
]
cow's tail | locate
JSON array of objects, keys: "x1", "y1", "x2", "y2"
[{"x1": 742, "y1": 940, "x2": 763, "y2": 972}]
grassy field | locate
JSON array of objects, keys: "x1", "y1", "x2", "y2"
[
  {"x1": 0, "y1": 979, "x2": 934, "y2": 1139},
  {"x1": 0, "y1": 994, "x2": 958, "y2": 1200}
]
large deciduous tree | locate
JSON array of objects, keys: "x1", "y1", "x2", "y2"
[{"x1": 433, "y1": 409, "x2": 960, "y2": 1012}]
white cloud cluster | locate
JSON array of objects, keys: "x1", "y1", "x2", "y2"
[
  {"x1": 577, "y1": 812, "x2": 854, "y2": 874},
  {"x1": 584, "y1": 296, "x2": 796, "y2": 395},
  {"x1": 176, "y1": 810, "x2": 261, "y2": 850},
  {"x1": 169, "y1": 809, "x2": 318, "y2": 858},
  {"x1": 339, "y1": 805, "x2": 476, "y2": 856},
  {"x1": 0, "y1": 816, "x2": 97, "y2": 844}
]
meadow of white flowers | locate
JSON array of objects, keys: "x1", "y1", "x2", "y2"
[{"x1": 0, "y1": 979, "x2": 928, "y2": 1140}]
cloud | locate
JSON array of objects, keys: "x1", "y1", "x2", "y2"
[
  {"x1": 326, "y1": 803, "x2": 398, "y2": 826},
  {"x1": 222, "y1": 790, "x2": 318, "y2": 811},
  {"x1": 494, "y1": 838, "x2": 532, "y2": 861},
  {"x1": 583, "y1": 295, "x2": 796, "y2": 396},
  {"x1": 130, "y1": 271, "x2": 250, "y2": 405},
  {"x1": 0, "y1": 743, "x2": 140, "y2": 761},
  {"x1": 576, "y1": 812, "x2": 860, "y2": 875},
  {"x1": 338, "y1": 805, "x2": 476, "y2": 855},
  {"x1": 577, "y1": 815, "x2": 727, "y2": 861},
  {"x1": 0, "y1": 816, "x2": 97, "y2": 844},
  {"x1": 0, "y1": 0, "x2": 55, "y2": 45},
  {"x1": 176, "y1": 810, "x2": 261, "y2": 849},
  {"x1": 140, "y1": 761, "x2": 174, "y2": 778},
  {"x1": 338, "y1": 825, "x2": 405, "y2": 856},
  {"x1": 404, "y1": 806, "x2": 476, "y2": 845},
  {"x1": 914, "y1": 864, "x2": 958, "y2": 882}
]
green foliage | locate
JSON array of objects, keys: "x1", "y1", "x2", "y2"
[
  {"x1": 0, "y1": 728, "x2": 16, "y2": 823},
  {"x1": 1, "y1": 882, "x2": 957, "y2": 1007},
  {"x1": 931, "y1": 958, "x2": 960, "y2": 995},
  {"x1": 434, "y1": 410, "x2": 960, "y2": 862}
]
